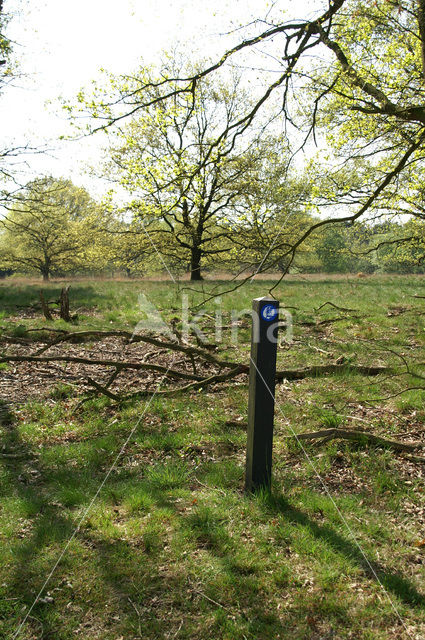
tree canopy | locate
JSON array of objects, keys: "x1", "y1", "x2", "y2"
[
  {"x1": 0, "y1": 176, "x2": 98, "y2": 279},
  {"x1": 91, "y1": 62, "x2": 298, "y2": 279},
  {"x1": 70, "y1": 0, "x2": 425, "y2": 278}
]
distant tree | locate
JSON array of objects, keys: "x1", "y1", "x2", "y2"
[
  {"x1": 228, "y1": 152, "x2": 318, "y2": 273},
  {"x1": 370, "y1": 220, "x2": 425, "y2": 273},
  {"x1": 315, "y1": 224, "x2": 350, "y2": 273},
  {"x1": 0, "y1": 176, "x2": 97, "y2": 280},
  {"x1": 72, "y1": 0, "x2": 425, "y2": 275},
  {"x1": 87, "y1": 206, "x2": 153, "y2": 277},
  {"x1": 76, "y1": 60, "x2": 292, "y2": 280},
  {"x1": 226, "y1": 142, "x2": 298, "y2": 275}
]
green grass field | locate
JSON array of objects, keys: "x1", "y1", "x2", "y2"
[{"x1": 1, "y1": 274, "x2": 425, "y2": 639}]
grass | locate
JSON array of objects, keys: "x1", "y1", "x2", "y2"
[{"x1": 0, "y1": 274, "x2": 425, "y2": 638}]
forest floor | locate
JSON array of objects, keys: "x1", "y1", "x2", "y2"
[{"x1": 1, "y1": 274, "x2": 425, "y2": 639}]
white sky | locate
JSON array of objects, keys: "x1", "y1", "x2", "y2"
[{"x1": 1, "y1": 0, "x2": 319, "y2": 198}]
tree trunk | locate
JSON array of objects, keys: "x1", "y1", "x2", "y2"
[
  {"x1": 190, "y1": 247, "x2": 203, "y2": 281},
  {"x1": 39, "y1": 291, "x2": 53, "y2": 320},
  {"x1": 418, "y1": 0, "x2": 425, "y2": 80},
  {"x1": 59, "y1": 286, "x2": 71, "y2": 322},
  {"x1": 41, "y1": 261, "x2": 50, "y2": 281}
]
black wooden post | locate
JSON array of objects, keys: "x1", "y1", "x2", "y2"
[{"x1": 245, "y1": 296, "x2": 279, "y2": 492}]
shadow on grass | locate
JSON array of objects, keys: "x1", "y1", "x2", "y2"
[
  {"x1": 256, "y1": 489, "x2": 425, "y2": 608},
  {"x1": 0, "y1": 284, "x2": 112, "y2": 315},
  {"x1": 0, "y1": 399, "x2": 79, "y2": 639},
  {"x1": 1, "y1": 395, "x2": 423, "y2": 639},
  {"x1": 0, "y1": 397, "x2": 291, "y2": 639},
  {"x1": 0, "y1": 400, "x2": 282, "y2": 639}
]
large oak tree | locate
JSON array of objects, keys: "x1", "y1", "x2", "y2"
[
  {"x1": 92, "y1": 64, "x2": 287, "y2": 280},
  {"x1": 73, "y1": 0, "x2": 425, "y2": 276}
]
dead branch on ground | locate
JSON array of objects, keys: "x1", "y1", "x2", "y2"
[
  {"x1": 284, "y1": 427, "x2": 425, "y2": 461},
  {"x1": 0, "y1": 327, "x2": 394, "y2": 403},
  {"x1": 315, "y1": 301, "x2": 358, "y2": 313}
]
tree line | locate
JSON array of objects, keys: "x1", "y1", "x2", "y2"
[
  {"x1": 2, "y1": 0, "x2": 425, "y2": 280},
  {"x1": 1, "y1": 174, "x2": 424, "y2": 280}
]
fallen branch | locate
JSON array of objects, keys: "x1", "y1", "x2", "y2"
[
  {"x1": 276, "y1": 364, "x2": 389, "y2": 380},
  {"x1": 0, "y1": 335, "x2": 32, "y2": 345},
  {"x1": 0, "y1": 351, "x2": 389, "y2": 383},
  {"x1": 0, "y1": 354, "x2": 204, "y2": 381},
  {"x1": 86, "y1": 377, "x2": 121, "y2": 401},
  {"x1": 307, "y1": 343, "x2": 334, "y2": 357},
  {"x1": 104, "y1": 368, "x2": 121, "y2": 389},
  {"x1": 0, "y1": 344, "x2": 393, "y2": 382},
  {"x1": 26, "y1": 327, "x2": 68, "y2": 333},
  {"x1": 299, "y1": 316, "x2": 363, "y2": 327},
  {"x1": 106, "y1": 366, "x2": 246, "y2": 402},
  {"x1": 315, "y1": 301, "x2": 358, "y2": 313},
  {"x1": 0, "y1": 451, "x2": 29, "y2": 458},
  {"x1": 284, "y1": 427, "x2": 425, "y2": 453},
  {"x1": 27, "y1": 329, "x2": 239, "y2": 369},
  {"x1": 101, "y1": 364, "x2": 389, "y2": 402}
]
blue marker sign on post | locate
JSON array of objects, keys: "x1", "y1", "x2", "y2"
[
  {"x1": 261, "y1": 304, "x2": 279, "y2": 322},
  {"x1": 245, "y1": 296, "x2": 279, "y2": 492}
]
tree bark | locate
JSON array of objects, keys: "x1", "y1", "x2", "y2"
[
  {"x1": 190, "y1": 246, "x2": 203, "y2": 281},
  {"x1": 418, "y1": 0, "x2": 425, "y2": 80},
  {"x1": 39, "y1": 291, "x2": 53, "y2": 321},
  {"x1": 41, "y1": 260, "x2": 50, "y2": 281},
  {"x1": 283, "y1": 427, "x2": 425, "y2": 454},
  {"x1": 59, "y1": 286, "x2": 71, "y2": 322}
]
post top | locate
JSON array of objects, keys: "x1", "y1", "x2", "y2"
[
  {"x1": 252, "y1": 296, "x2": 279, "y2": 305},
  {"x1": 252, "y1": 296, "x2": 279, "y2": 321}
]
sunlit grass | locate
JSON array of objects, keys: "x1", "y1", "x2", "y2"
[{"x1": 1, "y1": 275, "x2": 425, "y2": 638}]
